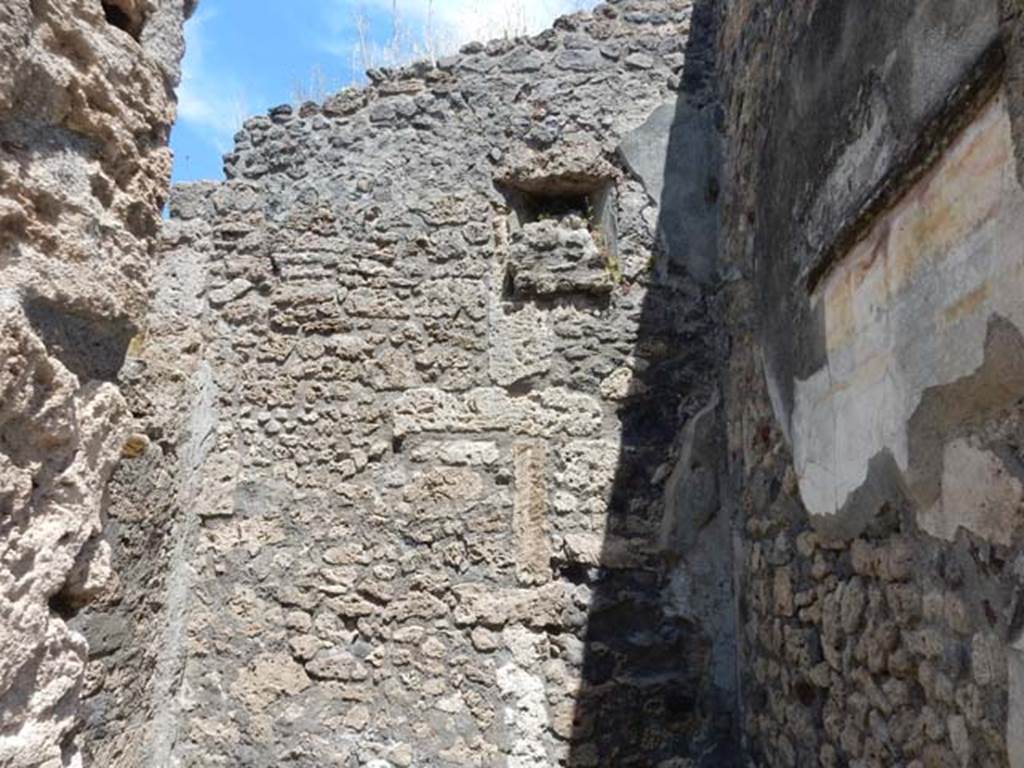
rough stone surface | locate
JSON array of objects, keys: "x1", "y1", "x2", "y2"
[
  {"x1": 0, "y1": 1, "x2": 191, "y2": 766},
  {"x1": 108, "y1": 2, "x2": 734, "y2": 766},
  {"x1": 8, "y1": 0, "x2": 1024, "y2": 765}
]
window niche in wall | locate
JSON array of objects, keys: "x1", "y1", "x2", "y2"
[
  {"x1": 514, "y1": 189, "x2": 591, "y2": 224},
  {"x1": 498, "y1": 176, "x2": 619, "y2": 300}
]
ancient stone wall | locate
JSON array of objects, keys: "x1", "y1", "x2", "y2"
[
  {"x1": 717, "y1": 0, "x2": 1024, "y2": 765},
  {"x1": 13, "y1": 0, "x2": 1024, "y2": 765},
  {"x1": 73, "y1": 184, "x2": 218, "y2": 766},
  {"x1": 91, "y1": 2, "x2": 737, "y2": 766},
  {"x1": 0, "y1": 1, "x2": 192, "y2": 766}
]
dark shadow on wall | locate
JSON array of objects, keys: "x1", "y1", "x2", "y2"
[{"x1": 567, "y1": 2, "x2": 739, "y2": 765}]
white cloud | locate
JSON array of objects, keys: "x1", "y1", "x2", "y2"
[
  {"x1": 322, "y1": 0, "x2": 592, "y2": 67},
  {"x1": 174, "y1": 0, "x2": 593, "y2": 158},
  {"x1": 176, "y1": 7, "x2": 252, "y2": 153},
  {"x1": 425, "y1": 0, "x2": 592, "y2": 42}
]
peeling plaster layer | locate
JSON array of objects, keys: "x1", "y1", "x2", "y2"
[{"x1": 792, "y1": 90, "x2": 1024, "y2": 520}]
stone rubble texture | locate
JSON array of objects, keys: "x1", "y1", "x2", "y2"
[
  {"x1": 5, "y1": 0, "x2": 1024, "y2": 766},
  {"x1": 717, "y1": 0, "x2": 1024, "y2": 766},
  {"x1": 91, "y1": 3, "x2": 735, "y2": 765},
  {"x1": 0, "y1": 1, "x2": 193, "y2": 766}
]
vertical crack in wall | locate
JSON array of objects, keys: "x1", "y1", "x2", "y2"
[{"x1": 145, "y1": 361, "x2": 218, "y2": 767}]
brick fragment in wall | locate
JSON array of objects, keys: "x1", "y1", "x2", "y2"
[{"x1": 513, "y1": 443, "x2": 553, "y2": 586}]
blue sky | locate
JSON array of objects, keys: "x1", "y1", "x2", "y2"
[{"x1": 171, "y1": 0, "x2": 591, "y2": 183}]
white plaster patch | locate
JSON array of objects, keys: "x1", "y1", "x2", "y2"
[
  {"x1": 919, "y1": 438, "x2": 1024, "y2": 545},
  {"x1": 791, "y1": 91, "x2": 1024, "y2": 518},
  {"x1": 496, "y1": 628, "x2": 552, "y2": 767}
]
